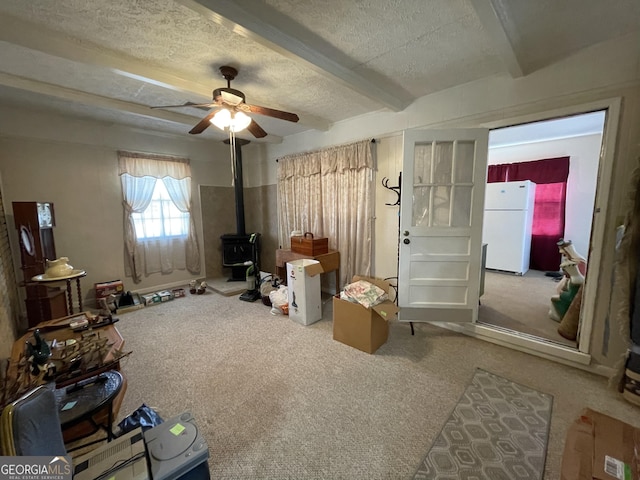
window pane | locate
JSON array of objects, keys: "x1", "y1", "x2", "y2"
[
  {"x1": 133, "y1": 179, "x2": 189, "y2": 240},
  {"x1": 132, "y1": 216, "x2": 145, "y2": 240},
  {"x1": 432, "y1": 185, "x2": 451, "y2": 226},
  {"x1": 452, "y1": 186, "x2": 472, "y2": 226},
  {"x1": 433, "y1": 142, "x2": 453, "y2": 184},
  {"x1": 454, "y1": 141, "x2": 475, "y2": 183},
  {"x1": 413, "y1": 186, "x2": 431, "y2": 227},
  {"x1": 414, "y1": 143, "x2": 433, "y2": 184}
]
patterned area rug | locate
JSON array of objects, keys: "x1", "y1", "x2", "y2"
[{"x1": 414, "y1": 369, "x2": 553, "y2": 480}]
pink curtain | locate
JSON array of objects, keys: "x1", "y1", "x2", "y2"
[{"x1": 488, "y1": 157, "x2": 570, "y2": 271}]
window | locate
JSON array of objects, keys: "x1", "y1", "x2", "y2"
[
  {"x1": 131, "y1": 180, "x2": 189, "y2": 240},
  {"x1": 118, "y1": 151, "x2": 201, "y2": 282}
]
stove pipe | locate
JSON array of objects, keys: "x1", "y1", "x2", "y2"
[{"x1": 224, "y1": 137, "x2": 250, "y2": 235}]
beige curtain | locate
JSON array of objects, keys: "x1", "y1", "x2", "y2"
[
  {"x1": 118, "y1": 151, "x2": 200, "y2": 282},
  {"x1": 277, "y1": 140, "x2": 374, "y2": 287}
]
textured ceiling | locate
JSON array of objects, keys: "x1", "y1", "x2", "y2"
[{"x1": 0, "y1": 0, "x2": 637, "y2": 143}]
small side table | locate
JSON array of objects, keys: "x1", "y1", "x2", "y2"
[
  {"x1": 54, "y1": 370, "x2": 123, "y2": 451},
  {"x1": 32, "y1": 269, "x2": 87, "y2": 315},
  {"x1": 275, "y1": 249, "x2": 341, "y2": 293}
]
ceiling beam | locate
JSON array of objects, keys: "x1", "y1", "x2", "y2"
[
  {"x1": 0, "y1": 72, "x2": 207, "y2": 125},
  {"x1": 176, "y1": 0, "x2": 413, "y2": 111},
  {"x1": 468, "y1": 0, "x2": 524, "y2": 78},
  {"x1": 0, "y1": 14, "x2": 327, "y2": 134},
  {"x1": 0, "y1": 73, "x2": 285, "y2": 143}
]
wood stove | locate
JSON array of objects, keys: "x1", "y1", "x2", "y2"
[{"x1": 221, "y1": 233, "x2": 260, "y2": 281}]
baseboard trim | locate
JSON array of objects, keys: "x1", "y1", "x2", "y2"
[{"x1": 425, "y1": 321, "x2": 610, "y2": 374}]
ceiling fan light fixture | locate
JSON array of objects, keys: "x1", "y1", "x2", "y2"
[
  {"x1": 231, "y1": 111, "x2": 252, "y2": 132},
  {"x1": 210, "y1": 109, "x2": 251, "y2": 133},
  {"x1": 210, "y1": 109, "x2": 230, "y2": 130},
  {"x1": 153, "y1": 66, "x2": 296, "y2": 137}
]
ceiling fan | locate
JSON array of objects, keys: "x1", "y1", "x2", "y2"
[{"x1": 151, "y1": 66, "x2": 299, "y2": 138}]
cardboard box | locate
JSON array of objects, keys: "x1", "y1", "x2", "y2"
[
  {"x1": 287, "y1": 259, "x2": 324, "y2": 325},
  {"x1": 141, "y1": 293, "x2": 161, "y2": 306},
  {"x1": 172, "y1": 288, "x2": 186, "y2": 298},
  {"x1": 95, "y1": 280, "x2": 124, "y2": 299},
  {"x1": 290, "y1": 233, "x2": 329, "y2": 256},
  {"x1": 156, "y1": 290, "x2": 174, "y2": 302},
  {"x1": 332, "y1": 275, "x2": 399, "y2": 354},
  {"x1": 561, "y1": 408, "x2": 640, "y2": 480}
]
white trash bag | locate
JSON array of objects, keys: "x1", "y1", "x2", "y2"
[{"x1": 269, "y1": 285, "x2": 289, "y2": 315}]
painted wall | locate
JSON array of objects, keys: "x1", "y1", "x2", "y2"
[{"x1": 488, "y1": 133, "x2": 603, "y2": 260}]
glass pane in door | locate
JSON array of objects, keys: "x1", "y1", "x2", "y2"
[
  {"x1": 412, "y1": 185, "x2": 431, "y2": 227},
  {"x1": 452, "y1": 186, "x2": 473, "y2": 226},
  {"x1": 433, "y1": 142, "x2": 453, "y2": 183},
  {"x1": 452, "y1": 141, "x2": 476, "y2": 226},
  {"x1": 454, "y1": 141, "x2": 475, "y2": 183},
  {"x1": 433, "y1": 185, "x2": 452, "y2": 226},
  {"x1": 412, "y1": 142, "x2": 432, "y2": 227},
  {"x1": 414, "y1": 143, "x2": 433, "y2": 184}
]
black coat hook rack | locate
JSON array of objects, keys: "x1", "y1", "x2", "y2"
[{"x1": 382, "y1": 172, "x2": 401, "y2": 206}]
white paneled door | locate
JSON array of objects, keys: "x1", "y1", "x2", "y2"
[{"x1": 398, "y1": 129, "x2": 489, "y2": 323}]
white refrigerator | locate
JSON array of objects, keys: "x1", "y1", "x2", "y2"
[{"x1": 482, "y1": 180, "x2": 536, "y2": 275}]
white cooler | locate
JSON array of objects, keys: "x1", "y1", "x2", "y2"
[{"x1": 286, "y1": 259, "x2": 323, "y2": 325}]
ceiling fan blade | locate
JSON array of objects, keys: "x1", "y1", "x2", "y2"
[
  {"x1": 247, "y1": 119, "x2": 268, "y2": 138},
  {"x1": 189, "y1": 112, "x2": 216, "y2": 135},
  {"x1": 244, "y1": 104, "x2": 299, "y2": 123},
  {"x1": 151, "y1": 101, "x2": 217, "y2": 111}
]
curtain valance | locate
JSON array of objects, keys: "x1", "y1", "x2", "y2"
[
  {"x1": 118, "y1": 151, "x2": 191, "y2": 179},
  {"x1": 277, "y1": 140, "x2": 373, "y2": 180}
]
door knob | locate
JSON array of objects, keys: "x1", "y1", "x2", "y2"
[{"x1": 403, "y1": 238, "x2": 410, "y2": 244}]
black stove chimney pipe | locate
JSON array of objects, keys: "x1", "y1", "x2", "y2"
[{"x1": 223, "y1": 137, "x2": 250, "y2": 235}]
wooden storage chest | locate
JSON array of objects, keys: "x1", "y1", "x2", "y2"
[{"x1": 290, "y1": 232, "x2": 329, "y2": 256}]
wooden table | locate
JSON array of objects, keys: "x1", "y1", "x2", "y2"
[
  {"x1": 10, "y1": 313, "x2": 128, "y2": 443},
  {"x1": 31, "y1": 270, "x2": 87, "y2": 315},
  {"x1": 13, "y1": 314, "x2": 125, "y2": 374},
  {"x1": 276, "y1": 249, "x2": 341, "y2": 293}
]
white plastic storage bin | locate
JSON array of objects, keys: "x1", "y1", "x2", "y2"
[{"x1": 286, "y1": 259, "x2": 323, "y2": 325}]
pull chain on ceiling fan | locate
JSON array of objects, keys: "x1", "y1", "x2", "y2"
[{"x1": 151, "y1": 66, "x2": 299, "y2": 138}]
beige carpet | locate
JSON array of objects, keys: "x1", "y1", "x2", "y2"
[
  {"x1": 479, "y1": 269, "x2": 576, "y2": 347},
  {"x1": 112, "y1": 289, "x2": 637, "y2": 479}
]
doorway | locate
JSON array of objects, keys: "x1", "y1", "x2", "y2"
[{"x1": 478, "y1": 110, "x2": 607, "y2": 349}]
